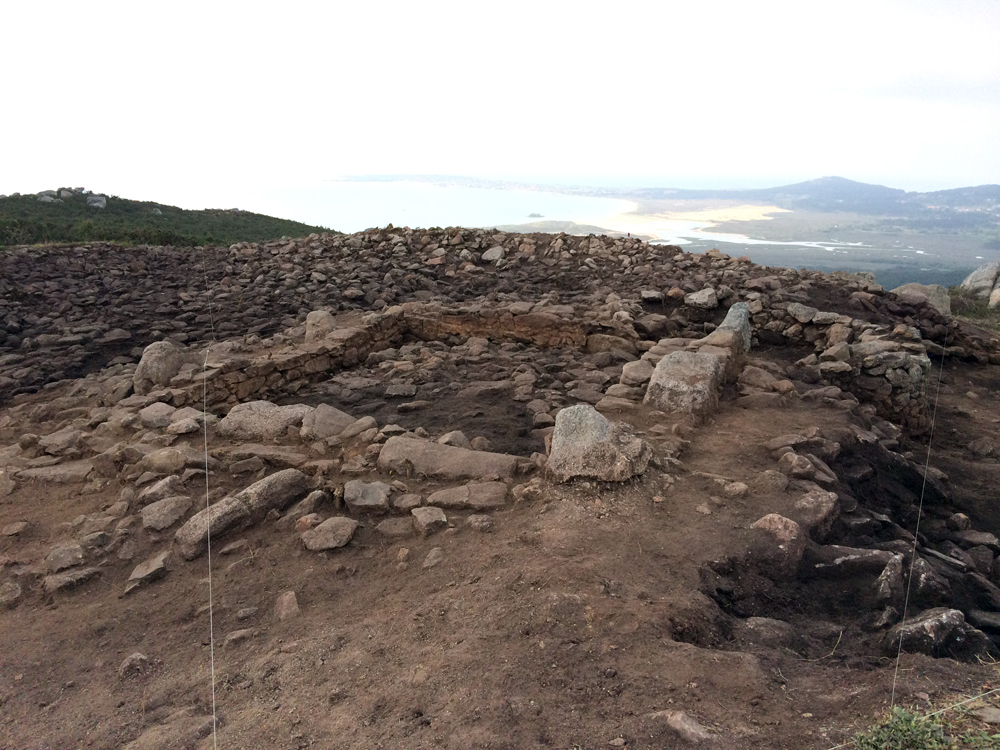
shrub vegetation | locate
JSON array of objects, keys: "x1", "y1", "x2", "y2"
[{"x1": 0, "y1": 189, "x2": 333, "y2": 247}]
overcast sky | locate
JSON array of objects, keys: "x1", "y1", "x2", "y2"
[{"x1": 3, "y1": 0, "x2": 999, "y2": 209}]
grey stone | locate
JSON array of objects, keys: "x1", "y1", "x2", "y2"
[
  {"x1": 411, "y1": 506, "x2": 448, "y2": 535},
  {"x1": 46, "y1": 543, "x2": 84, "y2": 573},
  {"x1": 891, "y1": 283, "x2": 951, "y2": 315},
  {"x1": 884, "y1": 608, "x2": 994, "y2": 660},
  {"x1": 911, "y1": 557, "x2": 952, "y2": 605},
  {"x1": 750, "y1": 514, "x2": 805, "y2": 578},
  {"x1": 644, "y1": 351, "x2": 722, "y2": 421},
  {"x1": 43, "y1": 567, "x2": 99, "y2": 593},
  {"x1": 620, "y1": 359, "x2": 654, "y2": 387},
  {"x1": 118, "y1": 652, "x2": 149, "y2": 678},
  {"x1": 124, "y1": 550, "x2": 170, "y2": 593},
  {"x1": 0, "y1": 581, "x2": 22, "y2": 609},
  {"x1": 716, "y1": 301, "x2": 751, "y2": 350},
  {"x1": 304, "y1": 310, "x2": 337, "y2": 341},
  {"x1": 792, "y1": 488, "x2": 840, "y2": 541},
  {"x1": 437, "y1": 430, "x2": 472, "y2": 449},
  {"x1": 377, "y1": 436, "x2": 520, "y2": 481},
  {"x1": 226, "y1": 444, "x2": 308, "y2": 468},
  {"x1": 392, "y1": 493, "x2": 422, "y2": 511},
  {"x1": 216, "y1": 401, "x2": 313, "y2": 441},
  {"x1": 426, "y1": 482, "x2": 508, "y2": 509},
  {"x1": 481, "y1": 246, "x2": 505, "y2": 262},
  {"x1": 684, "y1": 287, "x2": 718, "y2": 309},
  {"x1": 223, "y1": 629, "x2": 256, "y2": 648},
  {"x1": 167, "y1": 418, "x2": 201, "y2": 435},
  {"x1": 17, "y1": 461, "x2": 94, "y2": 484},
  {"x1": 301, "y1": 516, "x2": 358, "y2": 551},
  {"x1": 384, "y1": 383, "x2": 417, "y2": 398},
  {"x1": 422, "y1": 547, "x2": 444, "y2": 569},
  {"x1": 38, "y1": 427, "x2": 82, "y2": 455},
  {"x1": 778, "y1": 452, "x2": 815, "y2": 479},
  {"x1": 960, "y1": 263, "x2": 1000, "y2": 298},
  {"x1": 733, "y1": 616, "x2": 799, "y2": 650},
  {"x1": 337, "y1": 416, "x2": 379, "y2": 440},
  {"x1": 300, "y1": 403, "x2": 356, "y2": 440},
  {"x1": 138, "y1": 402, "x2": 177, "y2": 429},
  {"x1": 547, "y1": 405, "x2": 651, "y2": 483},
  {"x1": 807, "y1": 545, "x2": 895, "y2": 578},
  {"x1": 786, "y1": 302, "x2": 818, "y2": 324},
  {"x1": 274, "y1": 591, "x2": 300, "y2": 620},
  {"x1": 376, "y1": 517, "x2": 415, "y2": 539},
  {"x1": 876, "y1": 554, "x2": 905, "y2": 607},
  {"x1": 133, "y1": 341, "x2": 187, "y2": 395},
  {"x1": 137, "y1": 475, "x2": 185, "y2": 506},
  {"x1": 466, "y1": 514, "x2": 495, "y2": 532},
  {"x1": 2, "y1": 521, "x2": 27, "y2": 536},
  {"x1": 647, "y1": 710, "x2": 715, "y2": 744},
  {"x1": 344, "y1": 480, "x2": 391, "y2": 513},
  {"x1": 140, "y1": 495, "x2": 192, "y2": 530},
  {"x1": 174, "y1": 469, "x2": 309, "y2": 559},
  {"x1": 278, "y1": 490, "x2": 327, "y2": 527}
]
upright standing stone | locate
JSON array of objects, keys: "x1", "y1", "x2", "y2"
[{"x1": 644, "y1": 351, "x2": 723, "y2": 421}]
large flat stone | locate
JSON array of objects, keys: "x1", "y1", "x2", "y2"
[
  {"x1": 124, "y1": 550, "x2": 171, "y2": 594},
  {"x1": 426, "y1": 482, "x2": 508, "y2": 509},
  {"x1": 547, "y1": 404, "x2": 651, "y2": 483},
  {"x1": 891, "y1": 283, "x2": 951, "y2": 315},
  {"x1": 174, "y1": 469, "x2": 309, "y2": 559},
  {"x1": 300, "y1": 403, "x2": 356, "y2": 440},
  {"x1": 138, "y1": 475, "x2": 185, "y2": 506},
  {"x1": 301, "y1": 516, "x2": 358, "y2": 551},
  {"x1": 216, "y1": 401, "x2": 314, "y2": 442},
  {"x1": 225, "y1": 444, "x2": 309, "y2": 468},
  {"x1": 38, "y1": 427, "x2": 82, "y2": 455},
  {"x1": 411, "y1": 506, "x2": 448, "y2": 535},
  {"x1": 344, "y1": 480, "x2": 390, "y2": 513},
  {"x1": 43, "y1": 567, "x2": 99, "y2": 593},
  {"x1": 46, "y1": 543, "x2": 84, "y2": 573},
  {"x1": 141, "y1": 495, "x2": 192, "y2": 531},
  {"x1": 17, "y1": 460, "x2": 94, "y2": 483},
  {"x1": 377, "y1": 437, "x2": 520, "y2": 481}
]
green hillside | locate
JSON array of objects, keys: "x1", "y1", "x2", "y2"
[{"x1": 0, "y1": 188, "x2": 334, "y2": 247}]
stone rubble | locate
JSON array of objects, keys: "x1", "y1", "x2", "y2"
[{"x1": 1, "y1": 225, "x2": 999, "y2": 694}]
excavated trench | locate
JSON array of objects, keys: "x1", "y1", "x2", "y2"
[{"x1": 694, "y1": 434, "x2": 1000, "y2": 662}]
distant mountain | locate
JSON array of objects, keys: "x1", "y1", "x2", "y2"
[
  {"x1": 598, "y1": 176, "x2": 1000, "y2": 216},
  {"x1": 348, "y1": 174, "x2": 1000, "y2": 230},
  {"x1": 0, "y1": 188, "x2": 333, "y2": 247}
]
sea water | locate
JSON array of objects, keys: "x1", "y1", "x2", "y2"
[{"x1": 234, "y1": 180, "x2": 636, "y2": 235}]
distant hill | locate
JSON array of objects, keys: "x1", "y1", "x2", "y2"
[
  {"x1": 361, "y1": 175, "x2": 1000, "y2": 231},
  {"x1": 0, "y1": 188, "x2": 334, "y2": 247},
  {"x1": 627, "y1": 176, "x2": 1000, "y2": 217}
]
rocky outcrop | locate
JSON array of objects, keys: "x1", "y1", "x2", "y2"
[{"x1": 960, "y1": 263, "x2": 1000, "y2": 298}]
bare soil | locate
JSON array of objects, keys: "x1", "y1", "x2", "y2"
[{"x1": 3, "y1": 353, "x2": 999, "y2": 749}]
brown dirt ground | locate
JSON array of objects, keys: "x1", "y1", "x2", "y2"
[{"x1": 2, "y1": 358, "x2": 1000, "y2": 750}]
